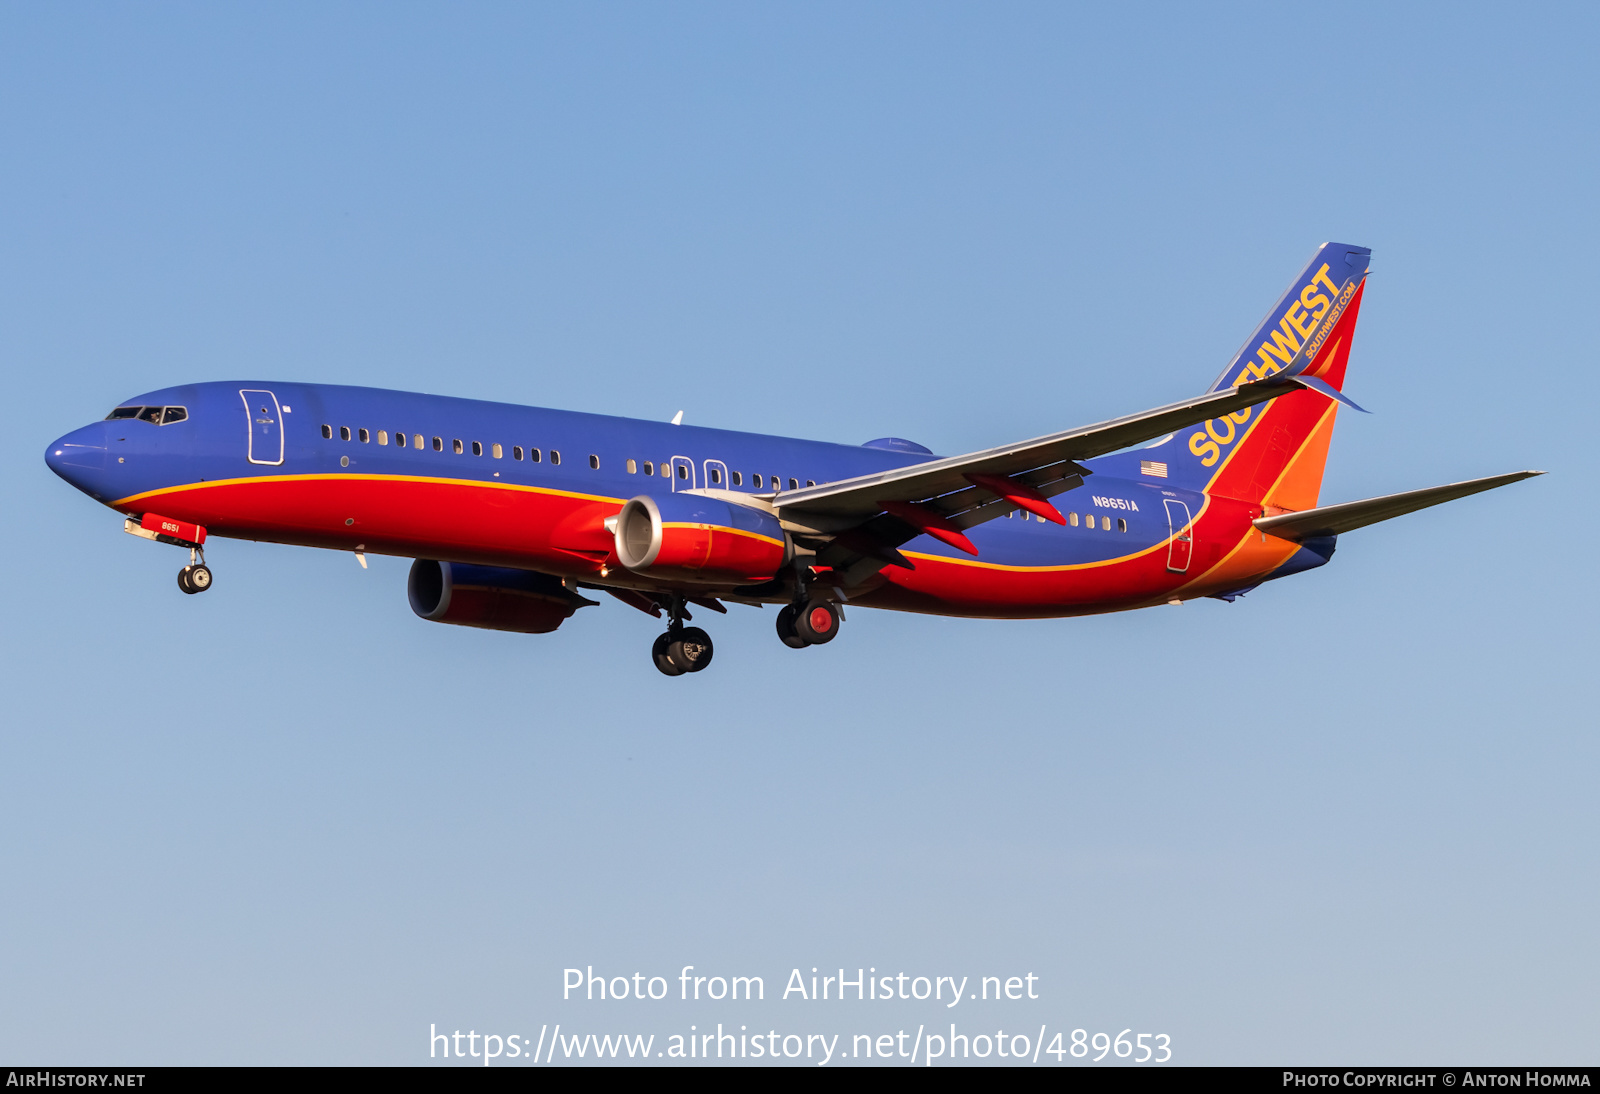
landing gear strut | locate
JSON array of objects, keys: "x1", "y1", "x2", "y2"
[
  {"x1": 126, "y1": 515, "x2": 213, "y2": 595},
  {"x1": 776, "y1": 596, "x2": 842, "y2": 648},
  {"x1": 177, "y1": 547, "x2": 213, "y2": 595},
  {"x1": 651, "y1": 596, "x2": 714, "y2": 676}
]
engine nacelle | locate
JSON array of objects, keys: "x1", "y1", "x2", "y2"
[
  {"x1": 614, "y1": 493, "x2": 790, "y2": 585},
  {"x1": 407, "y1": 560, "x2": 592, "y2": 634}
]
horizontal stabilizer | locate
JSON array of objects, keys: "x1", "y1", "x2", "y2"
[{"x1": 1254, "y1": 471, "x2": 1543, "y2": 541}]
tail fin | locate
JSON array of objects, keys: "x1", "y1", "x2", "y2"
[{"x1": 1152, "y1": 242, "x2": 1371, "y2": 509}]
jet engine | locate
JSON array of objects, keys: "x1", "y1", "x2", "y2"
[
  {"x1": 614, "y1": 493, "x2": 790, "y2": 585},
  {"x1": 407, "y1": 560, "x2": 595, "y2": 634}
]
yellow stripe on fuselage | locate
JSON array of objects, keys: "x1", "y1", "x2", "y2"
[{"x1": 112, "y1": 471, "x2": 625, "y2": 509}]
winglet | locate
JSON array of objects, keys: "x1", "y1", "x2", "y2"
[{"x1": 1288, "y1": 374, "x2": 1369, "y2": 413}]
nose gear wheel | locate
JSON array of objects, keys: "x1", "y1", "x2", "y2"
[{"x1": 177, "y1": 548, "x2": 213, "y2": 594}]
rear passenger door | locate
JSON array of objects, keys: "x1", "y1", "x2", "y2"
[{"x1": 1164, "y1": 499, "x2": 1193, "y2": 573}]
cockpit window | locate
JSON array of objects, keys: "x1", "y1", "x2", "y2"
[{"x1": 104, "y1": 405, "x2": 189, "y2": 424}]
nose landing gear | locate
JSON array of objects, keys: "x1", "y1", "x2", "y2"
[
  {"x1": 651, "y1": 596, "x2": 714, "y2": 676},
  {"x1": 178, "y1": 548, "x2": 213, "y2": 594},
  {"x1": 126, "y1": 515, "x2": 214, "y2": 595}
]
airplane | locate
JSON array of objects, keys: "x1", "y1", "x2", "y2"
[{"x1": 45, "y1": 242, "x2": 1539, "y2": 676}]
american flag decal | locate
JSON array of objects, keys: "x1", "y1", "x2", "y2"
[{"x1": 1140, "y1": 460, "x2": 1168, "y2": 478}]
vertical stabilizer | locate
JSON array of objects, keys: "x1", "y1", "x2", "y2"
[{"x1": 1144, "y1": 243, "x2": 1371, "y2": 509}]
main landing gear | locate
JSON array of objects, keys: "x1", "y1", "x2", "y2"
[
  {"x1": 177, "y1": 547, "x2": 213, "y2": 595},
  {"x1": 645, "y1": 590, "x2": 842, "y2": 676},
  {"x1": 651, "y1": 597, "x2": 714, "y2": 677},
  {"x1": 776, "y1": 596, "x2": 841, "y2": 648}
]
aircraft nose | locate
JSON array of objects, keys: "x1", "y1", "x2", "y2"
[{"x1": 46, "y1": 423, "x2": 109, "y2": 491}]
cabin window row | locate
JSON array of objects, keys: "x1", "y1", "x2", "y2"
[
  {"x1": 313, "y1": 428, "x2": 1127, "y2": 526},
  {"x1": 322, "y1": 424, "x2": 579, "y2": 466},
  {"x1": 619, "y1": 459, "x2": 814, "y2": 492},
  {"x1": 1008, "y1": 510, "x2": 1128, "y2": 532},
  {"x1": 320, "y1": 425, "x2": 825, "y2": 490}
]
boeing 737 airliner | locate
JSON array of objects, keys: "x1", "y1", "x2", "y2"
[{"x1": 46, "y1": 243, "x2": 1538, "y2": 675}]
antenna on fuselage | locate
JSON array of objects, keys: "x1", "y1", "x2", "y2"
[{"x1": 670, "y1": 410, "x2": 684, "y2": 425}]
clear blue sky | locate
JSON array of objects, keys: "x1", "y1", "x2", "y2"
[{"x1": 2, "y1": 2, "x2": 1595, "y2": 1066}]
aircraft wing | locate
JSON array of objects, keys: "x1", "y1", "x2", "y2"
[
  {"x1": 775, "y1": 374, "x2": 1316, "y2": 534},
  {"x1": 1253, "y1": 471, "x2": 1544, "y2": 541}
]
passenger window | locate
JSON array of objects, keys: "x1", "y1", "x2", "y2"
[
  {"x1": 1069, "y1": 512, "x2": 1079, "y2": 526},
  {"x1": 1101, "y1": 516, "x2": 1111, "y2": 530},
  {"x1": 340, "y1": 426, "x2": 351, "y2": 441},
  {"x1": 492, "y1": 443, "x2": 502, "y2": 459},
  {"x1": 788, "y1": 478, "x2": 799, "y2": 490},
  {"x1": 453, "y1": 439, "x2": 463, "y2": 454},
  {"x1": 643, "y1": 461, "x2": 653, "y2": 476},
  {"x1": 660, "y1": 463, "x2": 670, "y2": 478},
  {"x1": 138, "y1": 407, "x2": 163, "y2": 424},
  {"x1": 513, "y1": 446, "x2": 523, "y2": 460},
  {"x1": 627, "y1": 459, "x2": 637, "y2": 474},
  {"x1": 806, "y1": 480, "x2": 815, "y2": 487},
  {"x1": 1118, "y1": 518, "x2": 1127, "y2": 532},
  {"x1": 551, "y1": 450, "x2": 561, "y2": 465},
  {"x1": 161, "y1": 406, "x2": 187, "y2": 424},
  {"x1": 359, "y1": 428, "x2": 370, "y2": 443},
  {"x1": 677, "y1": 464, "x2": 688, "y2": 480},
  {"x1": 414, "y1": 434, "x2": 424, "y2": 450},
  {"x1": 321, "y1": 424, "x2": 332, "y2": 439},
  {"x1": 752, "y1": 474, "x2": 762, "y2": 488},
  {"x1": 710, "y1": 468, "x2": 722, "y2": 485},
  {"x1": 732, "y1": 471, "x2": 742, "y2": 486},
  {"x1": 378, "y1": 430, "x2": 388, "y2": 445},
  {"x1": 106, "y1": 406, "x2": 142, "y2": 420},
  {"x1": 530, "y1": 448, "x2": 542, "y2": 463},
  {"x1": 433, "y1": 437, "x2": 443, "y2": 451},
  {"x1": 471, "y1": 441, "x2": 482, "y2": 456},
  {"x1": 589, "y1": 454, "x2": 599, "y2": 470}
]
